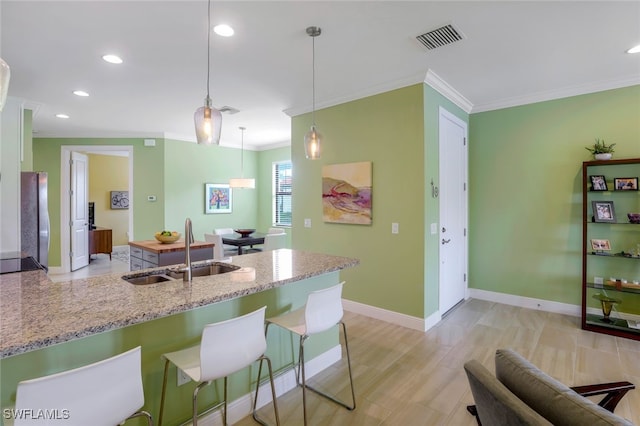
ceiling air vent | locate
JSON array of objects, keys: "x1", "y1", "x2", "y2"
[
  {"x1": 416, "y1": 24, "x2": 464, "y2": 50},
  {"x1": 219, "y1": 106, "x2": 239, "y2": 114}
]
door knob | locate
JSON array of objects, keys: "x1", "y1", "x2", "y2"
[{"x1": 442, "y1": 238, "x2": 451, "y2": 244}]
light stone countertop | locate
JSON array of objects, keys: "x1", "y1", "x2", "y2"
[{"x1": 0, "y1": 249, "x2": 359, "y2": 358}]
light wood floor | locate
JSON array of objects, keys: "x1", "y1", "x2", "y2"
[{"x1": 240, "y1": 299, "x2": 640, "y2": 425}]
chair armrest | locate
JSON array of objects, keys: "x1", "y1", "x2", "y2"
[{"x1": 570, "y1": 381, "x2": 635, "y2": 412}]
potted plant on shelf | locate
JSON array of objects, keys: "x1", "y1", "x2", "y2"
[{"x1": 585, "y1": 138, "x2": 616, "y2": 160}]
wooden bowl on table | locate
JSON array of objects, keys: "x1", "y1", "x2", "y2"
[{"x1": 234, "y1": 229, "x2": 255, "y2": 238}]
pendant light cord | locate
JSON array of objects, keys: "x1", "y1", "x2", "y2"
[
  {"x1": 240, "y1": 126, "x2": 245, "y2": 177},
  {"x1": 206, "y1": 0, "x2": 211, "y2": 100},
  {"x1": 311, "y1": 34, "x2": 316, "y2": 126}
]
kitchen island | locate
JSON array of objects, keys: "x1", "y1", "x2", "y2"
[
  {"x1": 0, "y1": 249, "x2": 358, "y2": 425},
  {"x1": 128, "y1": 239, "x2": 215, "y2": 270}
]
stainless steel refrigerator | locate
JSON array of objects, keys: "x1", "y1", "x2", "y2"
[{"x1": 21, "y1": 172, "x2": 50, "y2": 269}]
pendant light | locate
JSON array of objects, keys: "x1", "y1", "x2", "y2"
[
  {"x1": 304, "y1": 26, "x2": 322, "y2": 160},
  {"x1": 194, "y1": 0, "x2": 222, "y2": 145},
  {"x1": 229, "y1": 126, "x2": 256, "y2": 189},
  {"x1": 0, "y1": 57, "x2": 10, "y2": 112}
]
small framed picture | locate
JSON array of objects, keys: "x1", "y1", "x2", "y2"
[
  {"x1": 589, "y1": 175, "x2": 608, "y2": 191},
  {"x1": 205, "y1": 183, "x2": 232, "y2": 214},
  {"x1": 110, "y1": 191, "x2": 129, "y2": 209},
  {"x1": 591, "y1": 201, "x2": 616, "y2": 223},
  {"x1": 613, "y1": 177, "x2": 638, "y2": 191},
  {"x1": 590, "y1": 239, "x2": 611, "y2": 251}
]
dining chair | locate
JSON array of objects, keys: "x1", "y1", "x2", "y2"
[
  {"x1": 264, "y1": 233, "x2": 287, "y2": 251},
  {"x1": 213, "y1": 228, "x2": 237, "y2": 254},
  {"x1": 263, "y1": 282, "x2": 355, "y2": 425},
  {"x1": 158, "y1": 307, "x2": 280, "y2": 426},
  {"x1": 204, "y1": 233, "x2": 225, "y2": 259},
  {"x1": 14, "y1": 346, "x2": 153, "y2": 426}
]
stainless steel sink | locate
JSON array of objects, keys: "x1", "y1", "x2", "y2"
[
  {"x1": 166, "y1": 263, "x2": 240, "y2": 279},
  {"x1": 123, "y1": 262, "x2": 240, "y2": 284},
  {"x1": 122, "y1": 272, "x2": 173, "y2": 285}
]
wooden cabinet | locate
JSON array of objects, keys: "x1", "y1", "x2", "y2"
[
  {"x1": 129, "y1": 240, "x2": 215, "y2": 271},
  {"x1": 582, "y1": 158, "x2": 640, "y2": 340},
  {"x1": 89, "y1": 228, "x2": 112, "y2": 260}
]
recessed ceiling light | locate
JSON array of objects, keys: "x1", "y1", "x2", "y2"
[
  {"x1": 102, "y1": 54, "x2": 123, "y2": 64},
  {"x1": 214, "y1": 24, "x2": 234, "y2": 37},
  {"x1": 56, "y1": 114, "x2": 70, "y2": 119},
  {"x1": 73, "y1": 90, "x2": 89, "y2": 97},
  {"x1": 627, "y1": 44, "x2": 640, "y2": 54}
]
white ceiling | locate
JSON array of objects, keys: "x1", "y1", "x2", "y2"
[{"x1": 2, "y1": 1, "x2": 639, "y2": 150}]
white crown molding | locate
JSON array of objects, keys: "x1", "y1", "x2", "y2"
[
  {"x1": 284, "y1": 72, "x2": 426, "y2": 117},
  {"x1": 472, "y1": 75, "x2": 640, "y2": 113},
  {"x1": 424, "y1": 69, "x2": 474, "y2": 114}
]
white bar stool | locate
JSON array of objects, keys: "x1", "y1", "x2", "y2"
[
  {"x1": 13, "y1": 346, "x2": 152, "y2": 426},
  {"x1": 158, "y1": 306, "x2": 280, "y2": 426},
  {"x1": 263, "y1": 282, "x2": 355, "y2": 425}
]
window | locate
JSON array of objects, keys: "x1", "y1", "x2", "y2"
[{"x1": 273, "y1": 161, "x2": 292, "y2": 226}]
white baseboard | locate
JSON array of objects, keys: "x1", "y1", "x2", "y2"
[
  {"x1": 195, "y1": 344, "x2": 342, "y2": 426},
  {"x1": 468, "y1": 288, "x2": 581, "y2": 317},
  {"x1": 46, "y1": 266, "x2": 63, "y2": 274},
  {"x1": 341, "y1": 298, "x2": 432, "y2": 331}
]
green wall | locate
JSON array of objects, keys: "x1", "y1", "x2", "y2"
[
  {"x1": 291, "y1": 85, "x2": 427, "y2": 317},
  {"x1": 468, "y1": 85, "x2": 640, "y2": 304}
]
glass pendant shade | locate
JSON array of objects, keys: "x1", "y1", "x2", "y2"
[
  {"x1": 304, "y1": 125, "x2": 322, "y2": 160},
  {"x1": 194, "y1": 98, "x2": 222, "y2": 145},
  {"x1": 0, "y1": 57, "x2": 10, "y2": 112}
]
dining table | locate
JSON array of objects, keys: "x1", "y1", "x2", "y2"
[{"x1": 221, "y1": 232, "x2": 267, "y2": 255}]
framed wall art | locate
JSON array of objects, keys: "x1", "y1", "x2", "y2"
[
  {"x1": 322, "y1": 161, "x2": 372, "y2": 225},
  {"x1": 613, "y1": 177, "x2": 638, "y2": 191},
  {"x1": 591, "y1": 201, "x2": 616, "y2": 223},
  {"x1": 205, "y1": 183, "x2": 232, "y2": 214},
  {"x1": 110, "y1": 191, "x2": 129, "y2": 209}
]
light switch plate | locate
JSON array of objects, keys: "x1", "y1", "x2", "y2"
[
  {"x1": 391, "y1": 223, "x2": 399, "y2": 234},
  {"x1": 304, "y1": 218, "x2": 311, "y2": 228},
  {"x1": 430, "y1": 223, "x2": 438, "y2": 235},
  {"x1": 177, "y1": 367, "x2": 190, "y2": 386}
]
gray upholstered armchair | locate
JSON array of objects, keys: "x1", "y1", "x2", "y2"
[{"x1": 464, "y1": 349, "x2": 635, "y2": 426}]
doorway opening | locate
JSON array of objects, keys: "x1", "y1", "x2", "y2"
[{"x1": 60, "y1": 145, "x2": 134, "y2": 273}]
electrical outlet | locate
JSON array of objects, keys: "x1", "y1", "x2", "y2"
[
  {"x1": 391, "y1": 223, "x2": 399, "y2": 234},
  {"x1": 177, "y1": 367, "x2": 190, "y2": 386},
  {"x1": 304, "y1": 218, "x2": 311, "y2": 228}
]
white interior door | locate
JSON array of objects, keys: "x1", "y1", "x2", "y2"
[
  {"x1": 70, "y1": 151, "x2": 89, "y2": 271},
  {"x1": 438, "y1": 107, "x2": 468, "y2": 315}
]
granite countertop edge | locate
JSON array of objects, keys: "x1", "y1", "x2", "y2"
[{"x1": 0, "y1": 250, "x2": 359, "y2": 358}]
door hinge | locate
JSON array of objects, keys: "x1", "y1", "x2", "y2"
[
  {"x1": 464, "y1": 228, "x2": 467, "y2": 237},
  {"x1": 464, "y1": 273, "x2": 467, "y2": 282},
  {"x1": 69, "y1": 159, "x2": 73, "y2": 165},
  {"x1": 69, "y1": 220, "x2": 73, "y2": 227},
  {"x1": 464, "y1": 137, "x2": 467, "y2": 146},
  {"x1": 69, "y1": 251, "x2": 73, "y2": 257},
  {"x1": 463, "y1": 182, "x2": 466, "y2": 191}
]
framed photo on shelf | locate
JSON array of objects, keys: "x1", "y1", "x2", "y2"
[
  {"x1": 613, "y1": 177, "x2": 638, "y2": 191},
  {"x1": 590, "y1": 238, "x2": 611, "y2": 251},
  {"x1": 591, "y1": 201, "x2": 616, "y2": 223},
  {"x1": 589, "y1": 175, "x2": 608, "y2": 191},
  {"x1": 205, "y1": 183, "x2": 232, "y2": 214}
]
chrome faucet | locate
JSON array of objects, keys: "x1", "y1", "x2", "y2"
[{"x1": 183, "y1": 217, "x2": 194, "y2": 282}]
